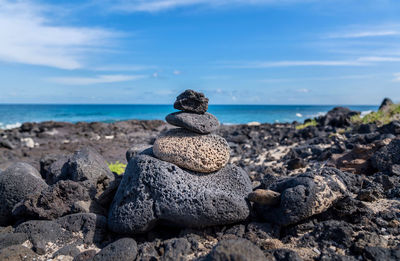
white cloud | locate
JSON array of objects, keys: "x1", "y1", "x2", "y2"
[
  {"x1": 327, "y1": 30, "x2": 400, "y2": 39},
  {"x1": 297, "y1": 88, "x2": 310, "y2": 93},
  {"x1": 0, "y1": 0, "x2": 118, "y2": 69},
  {"x1": 173, "y1": 70, "x2": 182, "y2": 75},
  {"x1": 260, "y1": 74, "x2": 378, "y2": 82},
  {"x1": 47, "y1": 74, "x2": 146, "y2": 85},
  {"x1": 110, "y1": 0, "x2": 315, "y2": 12},
  {"x1": 394, "y1": 73, "x2": 400, "y2": 82},
  {"x1": 223, "y1": 60, "x2": 368, "y2": 68},
  {"x1": 94, "y1": 65, "x2": 156, "y2": 71},
  {"x1": 358, "y1": 56, "x2": 400, "y2": 62}
]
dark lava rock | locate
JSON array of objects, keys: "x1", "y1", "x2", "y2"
[
  {"x1": 39, "y1": 154, "x2": 70, "y2": 185},
  {"x1": 0, "y1": 162, "x2": 48, "y2": 226},
  {"x1": 265, "y1": 249, "x2": 302, "y2": 261},
  {"x1": 371, "y1": 139, "x2": 400, "y2": 174},
  {"x1": 108, "y1": 149, "x2": 252, "y2": 234},
  {"x1": 0, "y1": 233, "x2": 28, "y2": 250},
  {"x1": 166, "y1": 112, "x2": 220, "y2": 134},
  {"x1": 12, "y1": 180, "x2": 91, "y2": 220},
  {"x1": 256, "y1": 168, "x2": 356, "y2": 226},
  {"x1": 93, "y1": 238, "x2": 138, "y2": 261},
  {"x1": 378, "y1": 121, "x2": 400, "y2": 135},
  {"x1": 362, "y1": 246, "x2": 400, "y2": 261},
  {"x1": 56, "y1": 213, "x2": 108, "y2": 244},
  {"x1": 205, "y1": 238, "x2": 266, "y2": 261},
  {"x1": 53, "y1": 244, "x2": 81, "y2": 259},
  {"x1": 0, "y1": 139, "x2": 14, "y2": 150},
  {"x1": 161, "y1": 238, "x2": 191, "y2": 261},
  {"x1": 286, "y1": 158, "x2": 306, "y2": 170},
  {"x1": 64, "y1": 146, "x2": 114, "y2": 187},
  {"x1": 379, "y1": 97, "x2": 394, "y2": 111},
  {"x1": 74, "y1": 250, "x2": 97, "y2": 261},
  {"x1": 0, "y1": 245, "x2": 38, "y2": 260},
  {"x1": 63, "y1": 147, "x2": 118, "y2": 208},
  {"x1": 126, "y1": 144, "x2": 152, "y2": 162},
  {"x1": 15, "y1": 220, "x2": 68, "y2": 254},
  {"x1": 301, "y1": 220, "x2": 354, "y2": 250},
  {"x1": 317, "y1": 107, "x2": 359, "y2": 127},
  {"x1": 174, "y1": 89, "x2": 209, "y2": 113}
]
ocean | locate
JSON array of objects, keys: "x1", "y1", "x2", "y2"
[{"x1": 0, "y1": 104, "x2": 378, "y2": 129}]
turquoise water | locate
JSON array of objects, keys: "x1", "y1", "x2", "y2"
[{"x1": 0, "y1": 104, "x2": 378, "y2": 129}]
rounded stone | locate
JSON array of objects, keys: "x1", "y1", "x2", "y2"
[
  {"x1": 108, "y1": 150, "x2": 252, "y2": 234},
  {"x1": 0, "y1": 163, "x2": 48, "y2": 226},
  {"x1": 153, "y1": 128, "x2": 230, "y2": 173},
  {"x1": 165, "y1": 112, "x2": 220, "y2": 134}
]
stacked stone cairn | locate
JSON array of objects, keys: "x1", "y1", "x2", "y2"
[{"x1": 108, "y1": 90, "x2": 252, "y2": 234}]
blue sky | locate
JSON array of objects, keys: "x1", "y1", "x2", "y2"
[{"x1": 0, "y1": 0, "x2": 400, "y2": 105}]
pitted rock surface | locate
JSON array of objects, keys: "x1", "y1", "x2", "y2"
[
  {"x1": 0, "y1": 162, "x2": 48, "y2": 226},
  {"x1": 108, "y1": 149, "x2": 252, "y2": 234},
  {"x1": 255, "y1": 167, "x2": 358, "y2": 226},
  {"x1": 153, "y1": 128, "x2": 230, "y2": 173},
  {"x1": 173, "y1": 89, "x2": 209, "y2": 113},
  {"x1": 166, "y1": 112, "x2": 220, "y2": 134}
]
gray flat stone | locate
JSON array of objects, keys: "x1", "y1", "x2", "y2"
[{"x1": 166, "y1": 112, "x2": 220, "y2": 134}]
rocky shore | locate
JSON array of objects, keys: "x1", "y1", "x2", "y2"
[{"x1": 0, "y1": 92, "x2": 399, "y2": 261}]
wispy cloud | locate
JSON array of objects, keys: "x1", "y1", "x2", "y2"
[
  {"x1": 261, "y1": 74, "x2": 378, "y2": 83},
  {"x1": 222, "y1": 55, "x2": 400, "y2": 69},
  {"x1": 358, "y1": 56, "x2": 400, "y2": 62},
  {"x1": 94, "y1": 65, "x2": 156, "y2": 71},
  {"x1": 0, "y1": 0, "x2": 119, "y2": 69},
  {"x1": 47, "y1": 74, "x2": 146, "y2": 85},
  {"x1": 327, "y1": 30, "x2": 400, "y2": 39},
  {"x1": 326, "y1": 24, "x2": 400, "y2": 39},
  {"x1": 109, "y1": 0, "x2": 315, "y2": 12},
  {"x1": 297, "y1": 88, "x2": 310, "y2": 93},
  {"x1": 394, "y1": 73, "x2": 400, "y2": 82},
  {"x1": 222, "y1": 60, "x2": 368, "y2": 68}
]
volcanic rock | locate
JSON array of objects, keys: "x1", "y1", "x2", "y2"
[
  {"x1": 174, "y1": 89, "x2": 209, "y2": 113},
  {"x1": 205, "y1": 238, "x2": 267, "y2": 261},
  {"x1": 255, "y1": 167, "x2": 358, "y2": 226},
  {"x1": 93, "y1": 238, "x2": 138, "y2": 261},
  {"x1": 166, "y1": 112, "x2": 220, "y2": 134},
  {"x1": 0, "y1": 162, "x2": 47, "y2": 226},
  {"x1": 108, "y1": 149, "x2": 252, "y2": 234},
  {"x1": 153, "y1": 128, "x2": 230, "y2": 173}
]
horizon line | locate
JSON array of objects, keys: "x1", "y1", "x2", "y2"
[{"x1": 0, "y1": 103, "x2": 380, "y2": 106}]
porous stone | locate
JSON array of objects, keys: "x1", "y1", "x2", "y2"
[
  {"x1": 15, "y1": 220, "x2": 69, "y2": 254},
  {"x1": 64, "y1": 147, "x2": 114, "y2": 187},
  {"x1": 56, "y1": 213, "x2": 108, "y2": 244},
  {"x1": 153, "y1": 128, "x2": 230, "y2": 173},
  {"x1": 39, "y1": 154, "x2": 70, "y2": 185},
  {"x1": 205, "y1": 238, "x2": 267, "y2": 261},
  {"x1": 0, "y1": 233, "x2": 28, "y2": 250},
  {"x1": 93, "y1": 238, "x2": 138, "y2": 261},
  {"x1": 371, "y1": 139, "x2": 400, "y2": 174},
  {"x1": 174, "y1": 89, "x2": 209, "y2": 113},
  {"x1": 12, "y1": 180, "x2": 91, "y2": 220},
  {"x1": 0, "y1": 162, "x2": 48, "y2": 226},
  {"x1": 0, "y1": 245, "x2": 38, "y2": 261},
  {"x1": 255, "y1": 167, "x2": 357, "y2": 226},
  {"x1": 166, "y1": 112, "x2": 220, "y2": 134},
  {"x1": 108, "y1": 150, "x2": 252, "y2": 234}
]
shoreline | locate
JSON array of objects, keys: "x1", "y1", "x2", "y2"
[{"x1": 0, "y1": 105, "x2": 399, "y2": 259}]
